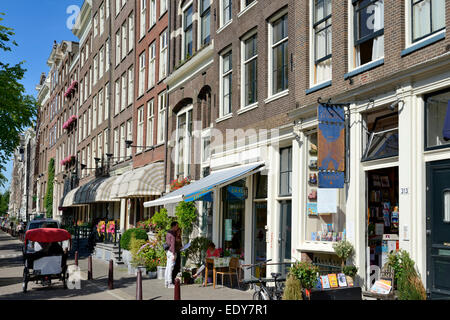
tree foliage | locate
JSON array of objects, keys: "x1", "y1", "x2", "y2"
[
  {"x1": 0, "y1": 13, "x2": 37, "y2": 187},
  {"x1": 0, "y1": 189, "x2": 10, "y2": 215},
  {"x1": 44, "y1": 158, "x2": 54, "y2": 218}
]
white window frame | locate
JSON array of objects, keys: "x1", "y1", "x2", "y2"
[
  {"x1": 121, "y1": 72, "x2": 127, "y2": 111},
  {"x1": 106, "y1": 38, "x2": 110, "y2": 71},
  {"x1": 93, "y1": 95, "x2": 97, "y2": 130},
  {"x1": 94, "y1": 54, "x2": 98, "y2": 85},
  {"x1": 140, "y1": 0, "x2": 147, "y2": 39},
  {"x1": 99, "y1": 46, "x2": 105, "y2": 79},
  {"x1": 128, "y1": 14, "x2": 134, "y2": 53},
  {"x1": 139, "y1": 51, "x2": 146, "y2": 97},
  {"x1": 105, "y1": 82, "x2": 110, "y2": 120},
  {"x1": 182, "y1": 1, "x2": 194, "y2": 61},
  {"x1": 149, "y1": 42, "x2": 156, "y2": 89},
  {"x1": 268, "y1": 11, "x2": 289, "y2": 98},
  {"x1": 94, "y1": 12, "x2": 99, "y2": 37},
  {"x1": 240, "y1": 31, "x2": 258, "y2": 110},
  {"x1": 159, "y1": 30, "x2": 168, "y2": 80},
  {"x1": 160, "y1": 0, "x2": 168, "y2": 17},
  {"x1": 220, "y1": 0, "x2": 233, "y2": 28},
  {"x1": 157, "y1": 91, "x2": 166, "y2": 144},
  {"x1": 115, "y1": 79, "x2": 120, "y2": 115},
  {"x1": 174, "y1": 105, "x2": 193, "y2": 178},
  {"x1": 219, "y1": 48, "x2": 233, "y2": 118},
  {"x1": 100, "y1": 3, "x2": 105, "y2": 35},
  {"x1": 137, "y1": 106, "x2": 145, "y2": 154},
  {"x1": 116, "y1": 31, "x2": 121, "y2": 66},
  {"x1": 149, "y1": 0, "x2": 157, "y2": 28},
  {"x1": 126, "y1": 119, "x2": 133, "y2": 158},
  {"x1": 147, "y1": 99, "x2": 154, "y2": 149},
  {"x1": 114, "y1": 127, "x2": 119, "y2": 162},
  {"x1": 121, "y1": 21, "x2": 127, "y2": 60},
  {"x1": 128, "y1": 66, "x2": 134, "y2": 106},
  {"x1": 198, "y1": 0, "x2": 211, "y2": 48}
]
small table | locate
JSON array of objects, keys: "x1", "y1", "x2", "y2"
[{"x1": 204, "y1": 257, "x2": 231, "y2": 288}]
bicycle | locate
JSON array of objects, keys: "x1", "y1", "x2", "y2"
[{"x1": 242, "y1": 260, "x2": 286, "y2": 300}]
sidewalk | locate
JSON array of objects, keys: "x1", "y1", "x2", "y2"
[
  {"x1": 74, "y1": 254, "x2": 254, "y2": 300},
  {"x1": 0, "y1": 230, "x2": 254, "y2": 300}
]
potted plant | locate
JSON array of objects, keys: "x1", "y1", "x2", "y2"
[
  {"x1": 289, "y1": 261, "x2": 319, "y2": 299},
  {"x1": 332, "y1": 240, "x2": 355, "y2": 270},
  {"x1": 182, "y1": 270, "x2": 192, "y2": 285},
  {"x1": 282, "y1": 274, "x2": 303, "y2": 300}
]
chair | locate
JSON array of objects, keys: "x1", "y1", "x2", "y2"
[{"x1": 216, "y1": 257, "x2": 240, "y2": 289}]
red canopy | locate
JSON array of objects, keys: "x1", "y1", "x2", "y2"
[{"x1": 25, "y1": 228, "x2": 72, "y2": 243}]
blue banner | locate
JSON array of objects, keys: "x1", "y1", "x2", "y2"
[
  {"x1": 318, "y1": 171, "x2": 345, "y2": 189},
  {"x1": 318, "y1": 104, "x2": 345, "y2": 123},
  {"x1": 227, "y1": 186, "x2": 246, "y2": 200}
]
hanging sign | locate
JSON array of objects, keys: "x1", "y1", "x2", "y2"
[
  {"x1": 227, "y1": 186, "x2": 246, "y2": 200},
  {"x1": 318, "y1": 104, "x2": 346, "y2": 189}
]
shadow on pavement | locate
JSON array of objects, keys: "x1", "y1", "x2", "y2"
[
  {"x1": 0, "y1": 277, "x2": 23, "y2": 288},
  {"x1": 0, "y1": 257, "x2": 24, "y2": 269}
]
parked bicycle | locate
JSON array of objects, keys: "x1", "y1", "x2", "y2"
[{"x1": 242, "y1": 260, "x2": 286, "y2": 300}]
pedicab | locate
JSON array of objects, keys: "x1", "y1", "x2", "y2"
[{"x1": 22, "y1": 228, "x2": 72, "y2": 293}]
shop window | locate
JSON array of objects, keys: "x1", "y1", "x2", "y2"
[
  {"x1": 304, "y1": 132, "x2": 346, "y2": 243},
  {"x1": 362, "y1": 109, "x2": 399, "y2": 161},
  {"x1": 254, "y1": 172, "x2": 268, "y2": 199},
  {"x1": 222, "y1": 180, "x2": 246, "y2": 256},
  {"x1": 425, "y1": 89, "x2": 450, "y2": 150},
  {"x1": 444, "y1": 190, "x2": 450, "y2": 223},
  {"x1": 279, "y1": 146, "x2": 292, "y2": 196}
]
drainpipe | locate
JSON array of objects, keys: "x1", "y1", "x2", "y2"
[{"x1": 163, "y1": 0, "x2": 172, "y2": 194}]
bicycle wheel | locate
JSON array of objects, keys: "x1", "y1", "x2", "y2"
[{"x1": 253, "y1": 290, "x2": 263, "y2": 300}]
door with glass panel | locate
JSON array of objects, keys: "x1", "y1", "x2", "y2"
[{"x1": 427, "y1": 160, "x2": 450, "y2": 299}]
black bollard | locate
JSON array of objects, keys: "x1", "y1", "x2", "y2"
[
  {"x1": 108, "y1": 260, "x2": 114, "y2": 290},
  {"x1": 174, "y1": 278, "x2": 181, "y2": 300},
  {"x1": 75, "y1": 251, "x2": 79, "y2": 266},
  {"x1": 136, "y1": 269, "x2": 143, "y2": 300},
  {"x1": 88, "y1": 255, "x2": 93, "y2": 280}
]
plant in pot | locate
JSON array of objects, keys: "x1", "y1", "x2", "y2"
[
  {"x1": 185, "y1": 236, "x2": 210, "y2": 268},
  {"x1": 332, "y1": 240, "x2": 355, "y2": 270},
  {"x1": 130, "y1": 236, "x2": 149, "y2": 275},
  {"x1": 386, "y1": 250, "x2": 426, "y2": 300},
  {"x1": 289, "y1": 261, "x2": 319, "y2": 299},
  {"x1": 282, "y1": 274, "x2": 303, "y2": 300}
]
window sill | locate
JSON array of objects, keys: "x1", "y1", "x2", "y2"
[
  {"x1": 344, "y1": 58, "x2": 384, "y2": 80},
  {"x1": 305, "y1": 80, "x2": 332, "y2": 95},
  {"x1": 237, "y1": 1, "x2": 258, "y2": 18},
  {"x1": 216, "y1": 20, "x2": 233, "y2": 34},
  {"x1": 401, "y1": 31, "x2": 446, "y2": 57},
  {"x1": 215, "y1": 113, "x2": 233, "y2": 123},
  {"x1": 237, "y1": 102, "x2": 258, "y2": 115},
  {"x1": 264, "y1": 89, "x2": 289, "y2": 104}
]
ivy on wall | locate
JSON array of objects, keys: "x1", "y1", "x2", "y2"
[{"x1": 43, "y1": 158, "x2": 55, "y2": 219}]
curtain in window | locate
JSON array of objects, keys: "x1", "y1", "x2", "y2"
[
  {"x1": 316, "y1": 59, "x2": 332, "y2": 84},
  {"x1": 432, "y1": 0, "x2": 446, "y2": 32},
  {"x1": 413, "y1": 0, "x2": 431, "y2": 41},
  {"x1": 372, "y1": 0, "x2": 384, "y2": 61}
]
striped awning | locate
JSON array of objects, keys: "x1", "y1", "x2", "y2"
[
  {"x1": 113, "y1": 162, "x2": 165, "y2": 198},
  {"x1": 74, "y1": 177, "x2": 107, "y2": 205},
  {"x1": 95, "y1": 175, "x2": 120, "y2": 202},
  {"x1": 62, "y1": 186, "x2": 83, "y2": 207}
]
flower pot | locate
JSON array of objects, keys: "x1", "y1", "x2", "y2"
[
  {"x1": 157, "y1": 266, "x2": 166, "y2": 280},
  {"x1": 147, "y1": 271, "x2": 157, "y2": 279},
  {"x1": 136, "y1": 266, "x2": 146, "y2": 276}
]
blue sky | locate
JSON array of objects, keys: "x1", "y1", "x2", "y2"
[{"x1": 1, "y1": 0, "x2": 83, "y2": 193}]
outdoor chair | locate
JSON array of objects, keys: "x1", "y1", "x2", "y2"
[
  {"x1": 362, "y1": 265, "x2": 396, "y2": 300},
  {"x1": 215, "y1": 257, "x2": 240, "y2": 288}
]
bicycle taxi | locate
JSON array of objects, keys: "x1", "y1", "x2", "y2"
[{"x1": 22, "y1": 228, "x2": 72, "y2": 293}]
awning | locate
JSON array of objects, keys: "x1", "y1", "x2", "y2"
[
  {"x1": 143, "y1": 162, "x2": 265, "y2": 208},
  {"x1": 74, "y1": 177, "x2": 107, "y2": 205},
  {"x1": 62, "y1": 186, "x2": 82, "y2": 207},
  {"x1": 112, "y1": 162, "x2": 165, "y2": 198},
  {"x1": 94, "y1": 176, "x2": 120, "y2": 202}
]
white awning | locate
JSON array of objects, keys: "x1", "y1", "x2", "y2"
[
  {"x1": 143, "y1": 162, "x2": 265, "y2": 208},
  {"x1": 111, "y1": 162, "x2": 165, "y2": 198},
  {"x1": 95, "y1": 176, "x2": 120, "y2": 202},
  {"x1": 62, "y1": 186, "x2": 83, "y2": 207}
]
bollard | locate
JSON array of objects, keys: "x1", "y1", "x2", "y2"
[
  {"x1": 174, "y1": 278, "x2": 181, "y2": 300},
  {"x1": 136, "y1": 269, "x2": 142, "y2": 300},
  {"x1": 88, "y1": 255, "x2": 93, "y2": 280},
  {"x1": 108, "y1": 259, "x2": 114, "y2": 290},
  {"x1": 75, "y1": 251, "x2": 79, "y2": 266}
]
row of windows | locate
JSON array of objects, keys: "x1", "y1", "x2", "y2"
[
  {"x1": 115, "y1": 13, "x2": 135, "y2": 66},
  {"x1": 138, "y1": 29, "x2": 168, "y2": 97},
  {"x1": 139, "y1": 0, "x2": 168, "y2": 40}
]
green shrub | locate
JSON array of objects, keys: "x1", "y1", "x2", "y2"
[
  {"x1": 343, "y1": 265, "x2": 358, "y2": 278},
  {"x1": 282, "y1": 274, "x2": 303, "y2": 300},
  {"x1": 332, "y1": 240, "x2": 355, "y2": 268},
  {"x1": 185, "y1": 236, "x2": 210, "y2": 267},
  {"x1": 387, "y1": 250, "x2": 426, "y2": 300},
  {"x1": 289, "y1": 261, "x2": 319, "y2": 290},
  {"x1": 175, "y1": 202, "x2": 197, "y2": 236},
  {"x1": 120, "y1": 228, "x2": 148, "y2": 251},
  {"x1": 150, "y1": 208, "x2": 172, "y2": 231}
]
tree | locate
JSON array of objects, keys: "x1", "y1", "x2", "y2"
[
  {"x1": 0, "y1": 189, "x2": 10, "y2": 215},
  {"x1": 44, "y1": 158, "x2": 55, "y2": 218},
  {"x1": 0, "y1": 13, "x2": 37, "y2": 187}
]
